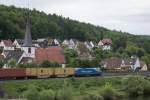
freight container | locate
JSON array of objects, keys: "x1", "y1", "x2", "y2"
[
  {"x1": 26, "y1": 68, "x2": 37, "y2": 77},
  {"x1": 75, "y1": 68, "x2": 102, "y2": 76},
  {"x1": 0, "y1": 68, "x2": 26, "y2": 78},
  {"x1": 37, "y1": 68, "x2": 54, "y2": 77},
  {"x1": 65, "y1": 68, "x2": 74, "y2": 76},
  {"x1": 54, "y1": 68, "x2": 65, "y2": 77}
]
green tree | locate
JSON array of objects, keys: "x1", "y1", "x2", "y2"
[
  {"x1": 7, "y1": 59, "x2": 17, "y2": 68},
  {"x1": 0, "y1": 61, "x2": 4, "y2": 68},
  {"x1": 41, "y1": 60, "x2": 52, "y2": 67}
]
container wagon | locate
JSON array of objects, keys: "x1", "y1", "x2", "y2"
[{"x1": 0, "y1": 68, "x2": 26, "y2": 79}]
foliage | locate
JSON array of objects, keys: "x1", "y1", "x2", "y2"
[
  {"x1": 1, "y1": 76, "x2": 150, "y2": 99},
  {"x1": 24, "y1": 85, "x2": 40, "y2": 100},
  {"x1": 7, "y1": 58, "x2": 17, "y2": 68},
  {"x1": 17, "y1": 63, "x2": 38, "y2": 68},
  {"x1": 0, "y1": 61, "x2": 4, "y2": 68},
  {"x1": 121, "y1": 76, "x2": 150, "y2": 97},
  {"x1": 40, "y1": 60, "x2": 60, "y2": 67},
  {"x1": 39, "y1": 89, "x2": 55, "y2": 100},
  {"x1": 64, "y1": 48, "x2": 78, "y2": 62},
  {"x1": 56, "y1": 81, "x2": 73, "y2": 100},
  {"x1": 99, "y1": 82, "x2": 125, "y2": 100},
  {"x1": 142, "y1": 54, "x2": 150, "y2": 69},
  {"x1": 81, "y1": 91, "x2": 104, "y2": 100}
]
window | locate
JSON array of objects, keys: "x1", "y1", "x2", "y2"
[{"x1": 28, "y1": 48, "x2": 31, "y2": 53}]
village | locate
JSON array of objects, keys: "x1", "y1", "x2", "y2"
[
  {"x1": 0, "y1": 35, "x2": 147, "y2": 71},
  {"x1": 0, "y1": 1, "x2": 148, "y2": 72},
  {"x1": 1, "y1": 1, "x2": 150, "y2": 100}
]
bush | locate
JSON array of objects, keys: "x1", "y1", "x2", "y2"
[
  {"x1": 40, "y1": 60, "x2": 60, "y2": 67},
  {"x1": 24, "y1": 85, "x2": 40, "y2": 100},
  {"x1": 39, "y1": 89, "x2": 55, "y2": 100},
  {"x1": 85, "y1": 91, "x2": 104, "y2": 100},
  {"x1": 7, "y1": 59, "x2": 17, "y2": 68},
  {"x1": 56, "y1": 81, "x2": 73, "y2": 100},
  {"x1": 0, "y1": 61, "x2": 4, "y2": 68},
  {"x1": 78, "y1": 82, "x2": 87, "y2": 94},
  {"x1": 99, "y1": 82, "x2": 125, "y2": 100},
  {"x1": 121, "y1": 76, "x2": 150, "y2": 97}
]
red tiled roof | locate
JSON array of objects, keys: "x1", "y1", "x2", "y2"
[
  {"x1": 34, "y1": 47, "x2": 66, "y2": 64},
  {"x1": 1, "y1": 40, "x2": 13, "y2": 46},
  {"x1": 102, "y1": 58, "x2": 122, "y2": 69},
  {"x1": 101, "y1": 39, "x2": 112, "y2": 45}
]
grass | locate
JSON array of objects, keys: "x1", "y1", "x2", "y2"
[{"x1": 0, "y1": 76, "x2": 150, "y2": 100}]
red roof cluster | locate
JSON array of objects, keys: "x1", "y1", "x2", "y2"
[
  {"x1": 34, "y1": 47, "x2": 66, "y2": 64},
  {"x1": 101, "y1": 58, "x2": 147, "y2": 69},
  {"x1": 101, "y1": 39, "x2": 112, "y2": 45},
  {"x1": 1, "y1": 40, "x2": 13, "y2": 46},
  {"x1": 102, "y1": 58, "x2": 122, "y2": 69}
]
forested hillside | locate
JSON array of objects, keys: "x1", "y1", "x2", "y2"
[{"x1": 0, "y1": 5, "x2": 150, "y2": 67}]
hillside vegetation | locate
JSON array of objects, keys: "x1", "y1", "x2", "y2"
[{"x1": 0, "y1": 5, "x2": 150, "y2": 67}]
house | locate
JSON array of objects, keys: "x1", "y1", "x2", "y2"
[
  {"x1": 54, "y1": 39, "x2": 61, "y2": 46},
  {"x1": 90, "y1": 41, "x2": 96, "y2": 48},
  {"x1": 2, "y1": 50, "x2": 24, "y2": 68},
  {"x1": 76, "y1": 42, "x2": 93, "y2": 60},
  {"x1": 4, "y1": 50, "x2": 24, "y2": 63},
  {"x1": 62, "y1": 39, "x2": 77, "y2": 49},
  {"x1": 13, "y1": 39, "x2": 41, "y2": 48},
  {"x1": 98, "y1": 38, "x2": 112, "y2": 50},
  {"x1": 101, "y1": 58, "x2": 122, "y2": 70},
  {"x1": 36, "y1": 38, "x2": 46, "y2": 42},
  {"x1": 84, "y1": 41, "x2": 96, "y2": 50},
  {"x1": 0, "y1": 40, "x2": 14, "y2": 50},
  {"x1": 46, "y1": 38, "x2": 60, "y2": 47},
  {"x1": 84, "y1": 41, "x2": 92, "y2": 50},
  {"x1": 13, "y1": 39, "x2": 24, "y2": 49},
  {"x1": 101, "y1": 57, "x2": 147, "y2": 71},
  {"x1": 34, "y1": 47, "x2": 66, "y2": 67}
]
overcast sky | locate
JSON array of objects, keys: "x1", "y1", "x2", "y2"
[{"x1": 0, "y1": 0, "x2": 150, "y2": 35}]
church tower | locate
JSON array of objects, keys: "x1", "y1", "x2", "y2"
[{"x1": 22, "y1": 7, "x2": 35, "y2": 58}]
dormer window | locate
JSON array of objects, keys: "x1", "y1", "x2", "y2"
[{"x1": 28, "y1": 48, "x2": 31, "y2": 53}]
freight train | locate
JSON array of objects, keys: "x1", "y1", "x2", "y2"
[{"x1": 0, "y1": 68, "x2": 102, "y2": 79}]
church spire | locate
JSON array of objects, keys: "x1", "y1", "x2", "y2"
[{"x1": 23, "y1": 2, "x2": 32, "y2": 47}]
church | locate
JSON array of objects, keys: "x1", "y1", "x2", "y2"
[{"x1": 0, "y1": 9, "x2": 66, "y2": 68}]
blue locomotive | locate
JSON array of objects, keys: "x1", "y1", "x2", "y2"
[{"x1": 75, "y1": 68, "x2": 102, "y2": 76}]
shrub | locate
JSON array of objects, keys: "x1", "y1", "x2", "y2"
[
  {"x1": 56, "y1": 81, "x2": 73, "y2": 100},
  {"x1": 7, "y1": 59, "x2": 17, "y2": 68},
  {"x1": 78, "y1": 82, "x2": 87, "y2": 94},
  {"x1": 99, "y1": 82, "x2": 125, "y2": 100},
  {"x1": 121, "y1": 76, "x2": 150, "y2": 97},
  {"x1": 85, "y1": 91, "x2": 104, "y2": 100},
  {"x1": 0, "y1": 61, "x2": 4, "y2": 68},
  {"x1": 24, "y1": 85, "x2": 40, "y2": 100},
  {"x1": 40, "y1": 60, "x2": 60, "y2": 67},
  {"x1": 39, "y1": 89, "x2": 55, "y2": 100}
]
